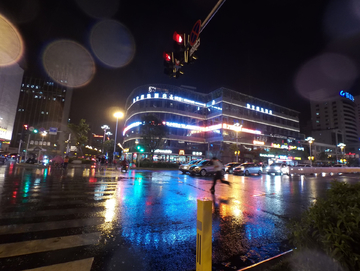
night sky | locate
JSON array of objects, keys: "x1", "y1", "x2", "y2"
[{"x1": 2, "y1": 0, "x2": 360, "y2": 137}]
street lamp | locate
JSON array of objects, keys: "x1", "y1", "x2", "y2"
[
  {"x1": 113, "y1": 112, "x2": 124, "y2": 161},
  {"x1": 337, "y1": 143, "x2": 346, "y2": 163},
  {"x1": 234, "y1": 123, "x2": 242, "y2": 162},
  {"x1": 101, "y1": 125, "x2": 110, "y2": 153},
  {"x1": 305, "y1": 136, "x2": 315, "y2": 167}
]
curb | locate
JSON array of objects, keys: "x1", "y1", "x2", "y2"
[{"x1": 237, "y1": 249, "x2": 293, "y2": 271}]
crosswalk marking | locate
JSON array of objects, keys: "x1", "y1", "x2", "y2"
[
  {"x1": 22, "y1": 258, "x2": 94, "y2": 271},
  {"x1": 0, "y1": 217, "x2": 104, "y2": 234},
  {"x1": 0, "y1": 207, "x2": 105, "y2": 219},
  {"x1": 0, "y1": 232, "x2": 100, "y2": 258}
]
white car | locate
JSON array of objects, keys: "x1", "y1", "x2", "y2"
[
  {"x1": 266, "y1": 163, "x2": 289, "y2": 175},
  {"x1": 233, "y1": 163, "x2": 262, "y2": 176}
]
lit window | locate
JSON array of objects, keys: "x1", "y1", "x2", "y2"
[
  {"x1": 154, "y1": 93, "x2": 159, "y2": 98},
  {"x1": 53, "y1": 98, "x2": 56, "y2": 101},
  {"x1": 133, "y1": 98, "x2": 135, "y2": 103},
  {"x1": 63, "y1": 89, "x2": 66, "y2": 92},
  {"x1": 35, "y1": 95, "x2": 38, "y2": 98},
  {"x1": 22, "y1": 84, "x2": 24, "y2": 87},
  {"x1": 18, "y1": 109, "x2": 21, "y2": 111},
  {"x1": 62, "y1": 99, "x2": 65, "y2": 102},
  {"x1": 140, "y1": 95, "x2": 144, "y2": 99},
  {"x1": 21, "y1": 89, "x2": 23, "y2": 92},
  {"x1": 316, "y1": 113, "x2": 319, "y2": 115},
  {"x1": 162, "y1": 94, "x2": 167, "y2": 99},
  {"x1": 31, "y1": 85, "x2": 34, "y2": 88},
  {"x1": 147, "y1": 93, "x2": 151, "y2": 98},
  {"x1": 46, "y1": 112, "x2": 49, "y2": 115},
  {"x1": 41, "y1": 111, "x2": 44, "y2": 114}
]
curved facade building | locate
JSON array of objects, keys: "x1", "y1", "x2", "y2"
[
  {"x1": 123, "y1": 84, "x2": 303, "y2": 163},
  {"x1": 311, "y1": 90, "x2": 360, "y2": 154}
]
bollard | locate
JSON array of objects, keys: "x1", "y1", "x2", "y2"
[{"x1": 196, "y1": 199, "x2": 212, "y2": 271}]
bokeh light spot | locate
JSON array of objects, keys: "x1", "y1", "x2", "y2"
[
  {"x1": 42, "y1": 40, "x2": 95, "y2": 88},
  {"x1": 295, "y1": 53, "x2": 357, "y2": 101},
  {"x1": 75, "y1": 0, "x2": 119, "y2": 19},
  {"x1": 90, "y1": 20, "x2": 135, "y2": 68},
  {"x1": 0, "y1": 14, "x2": 23, "y2": 66}
]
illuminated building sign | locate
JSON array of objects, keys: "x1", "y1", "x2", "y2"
[
  {"x1": 247, "y1": 104, "x2": 272, "y2": 115},
  {"x1": 339, "y1": 90, "x2": 354, "y2": 102},
  {"x1": 260, "y1": 153, "x2": 275, "y2": 158},
  {"x1": 222, "y1": 123, "x2": 262, "y2": 135},
  {"x1": 297, "y1": 147, "x2": 304, "y2": 151},
  {"x1": 179, "y1": 150, "x2": 185, "y2": 155},
  {"x1": 154, "y1": 149, "x2": 172, "y2": 154},
  {"x1": 123, "y1": 121, "x2": 142, "y2": 135},
  {"x1": 294, "y1": 157, "x2": 301, "y2": 160},
  {"x1": 288, "y1": 146, "x2": 297, "y2": 150},
  {"x1": 192, "y1": 152, "x2": 202, "y2": 156},
  {"x1": 93, "y1": 134, "x2": 103, "y2": 138},
  {"x1": 132, "y1": 92, "x2": 206, "y2": 107},
  {"x1": 123, "y1": 148, "x2": 129, "y2": 153},
  {"x1": 123, "y1": 122, "x2": 262, "y2": 137},
  {"x1": 271, "y1": 143, "x2": 281, "y2": 148},
  {"x1": 253, "y1": 140, "x2": 265, "y2": 145}
]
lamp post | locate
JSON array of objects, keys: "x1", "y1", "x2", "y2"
[
  {"x1": 234, "y1": 123, "x2": 242, "y2": 162},
  {"x1": 101, "y1": 125, "x2": 110, "y2": 153},
  {"x1": 113, "y1": 112, "x2": 124, "y2": 161},
  {"x1": 305, "y1": 136, "x2": 315, "y2": 167},
  {"x1": 337, "y1": 143, "x2": 346, "y2": 163}
]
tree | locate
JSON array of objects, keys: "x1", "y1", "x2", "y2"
[
  {"x1": 68, "y1": 119, "x2": 90, "y2": 156},
  {"x1": 140, "y1": 115, "x2": 168, "y2": 161},
  {"x1": 103, "y1": 139, "x2": 115, "y2": 154}
]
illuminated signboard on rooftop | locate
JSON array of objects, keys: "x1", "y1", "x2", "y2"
[
  {"x1": 339, "y1": 90, "x2": 354, "y2": 102},
  {"x1": 246, "y1": 104, "x2": 272, "y2": 115}
]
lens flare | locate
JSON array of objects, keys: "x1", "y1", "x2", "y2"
[
  {"x1": 90, "y1": 20, "x2": 135, "y2": 68},
  {"x1": 0, "y1": 14, "x2": 23, "y2": 66},
  {"x1": 295, "y1": 53, "x2": 357, "y2": 101},
  {"x1": 42, "y1": 40, "x2": 95, "y2": 88}
]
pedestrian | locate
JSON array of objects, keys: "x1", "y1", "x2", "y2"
[{"x1": 210, "y1": 157, "x2": 231, "y2": 194}]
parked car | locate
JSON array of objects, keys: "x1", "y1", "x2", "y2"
[
  {"x1": 224, "y1": 162, "x2": 241, "y2": 174},
  {"x1": 189, "y1": 160, "x2": 225, "y2": 177},
  {"x1": 233, "y1": 163, "x2": 262, "y2": 176},
  {"x1": 266, "y1": 163, "x2": 289, "y2": 175},
  {"x1": 179, "y1": 159, "x2": 202, "y2": 174}
]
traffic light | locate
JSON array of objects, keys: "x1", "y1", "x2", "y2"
[
  {"x1": 33, "y1": 129, "x2": 38, "y2": 134},
  {"x1": 23, "y1": 124, "x2": 28, "y2": 130},
  {"x1": 163, "y1": 51, "x2": 174, "y2": 76},
  {"x1": 173, "y1": 31, "x2": 187, "y2": 64},
  {"x1": 136, "y1": 145, "x2": 145, "y2": 153}
]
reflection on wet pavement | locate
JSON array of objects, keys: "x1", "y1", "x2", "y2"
[{"x1": 0, "y1": 164, "x2": 359, "y2": 270}]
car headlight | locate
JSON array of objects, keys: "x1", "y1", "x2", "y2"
[
  {"x1": 241, "y1": 166, "x2": 245, "y2": 170},
  {"x1": 275, "y1": 166, "x2": 280, "y2": 170},
  {"x1": 195, "y1": 167, "x2": 200, "y2": 171},
  {"x1": 183, "y1": 166, "x2": 188, "y2": 169},
  {"x1": 266, "y1": 166, "x2": 270, "y2": 170}
]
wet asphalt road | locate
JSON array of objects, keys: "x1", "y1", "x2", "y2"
[{"x1": 0, "y1": 163, "x2": 359, "y2": 271}]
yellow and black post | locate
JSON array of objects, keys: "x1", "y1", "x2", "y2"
[{"x1": 196, "y1": 199, "x2": 212, "y2": 271}]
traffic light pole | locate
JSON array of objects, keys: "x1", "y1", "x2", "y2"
[
  {"x1": 25, "y1": 134, "x2": 31, "y2": 162},
  {"x1": 200, "y1": 0, "x2": 227, "y2": 34}
]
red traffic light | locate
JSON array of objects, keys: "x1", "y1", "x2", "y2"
[
  {"x1": 163, "y1": 52, "x2": 171, "y2": 62},
  {"x1": 173, "y1": 32, "x2": 183, "y2": 44},
  {"x1": 23, "y1": 124, "x2": 28, "y2": 130}
]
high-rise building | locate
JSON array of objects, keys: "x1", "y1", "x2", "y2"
[
  {"x1": 123, "y1": 84, "x2": 304, "y2": 164},
  {"x1": 0, "y1": 64, "x2": 24, "y2": 151},
  {"x1": 10, "y1": 76, "x2": 73, "y2": 155},
  {"x1": 310, "y1": 89, "x2": 359, "y2": 153}
]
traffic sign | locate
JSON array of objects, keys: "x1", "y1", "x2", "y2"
[
  {"x1": 189, "y1": 20, "x2": 201, "y2": 46},
  {"x1": 29, "y1": 126, "x2": 34, "y2": 132},
  {"x1": 39, "y1": 127, "x2": 45, "y2": 133},
  {"x1": 49, "y1": 127, "x2": 58, "y2": 135}
]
